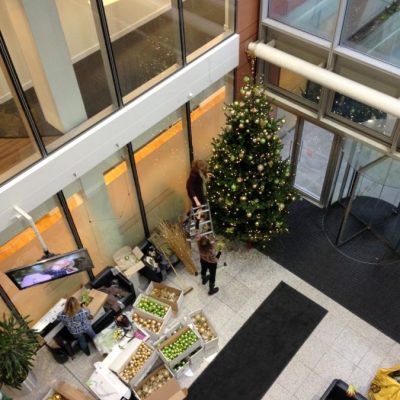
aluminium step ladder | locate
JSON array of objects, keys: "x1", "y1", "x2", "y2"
[{"x1": 186, "y1": 201, "x2": 215, "y2": 242}]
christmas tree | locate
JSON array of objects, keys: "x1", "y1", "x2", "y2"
[{"x1": 207, "y1": 76, "x2": 296, "y2": 243}]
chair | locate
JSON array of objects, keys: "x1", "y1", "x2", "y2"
[{"x1": 89, "y1": 266, "x2": 136, "y2": 333}]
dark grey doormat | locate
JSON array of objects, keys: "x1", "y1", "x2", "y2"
[
  {"x1": 187, "y1": 282, "x2": 327, "y2": 400},
  {"x1": 261, "y1": 200, "x2": 400, "y2": 343}
]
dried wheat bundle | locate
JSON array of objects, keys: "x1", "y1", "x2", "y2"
[{"x1": 158, "y1": 221, "x2": 198, "y2": 275}]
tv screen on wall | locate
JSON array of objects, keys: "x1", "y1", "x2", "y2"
[{"x1": 6, "y1": 248, "x2": 93, "y2": 290}]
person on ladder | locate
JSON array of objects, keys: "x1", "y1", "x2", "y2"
[{"x1": 186, "y1": 159, "x2": 209, "y2": 210}]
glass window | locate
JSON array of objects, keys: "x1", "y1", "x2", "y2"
[
  {"x1": 0, "y1": 65, "x2": 42, "y2": 184},
  {"x1": 191, "y1": 74, "x2": 233, "y2": 160},
  {"x1": 103, "y1": 0, "x2": 182, "y2": 103},
  {"x1": 341, "y1": 0, "x2": 400, "y2": 68},
  {"x1": 63, "y1": 149, "x2": 145, "y2": 274},
  {"x1": 134, "y1": 111, "x2": 190, "y2": 232},
  {"x1": 0, "y1": 197, "x2": 83, "y2": 325},
  {"x1": 184, "y1": 0, "x2": 235, "y2": 62},
  {"x1": 1, "y1": 0, "x2": 117, "y2": 153},
  {"x1": 271, "y1": 106, "x2": 297, "y2": 161},
  {"x1": 294, "y1": 121, "x2": 334, "y2": 200},
  {"x1": 331, "y1": 93, "x2": 396, "y2": 137},
  {"x1": 268, "y1": 0, "x2": 340, "y2": 40},
  {"x1": 330, "y1": 58, "x2": 398, "y2": 137},
  {"x1": 266, "y1": 34, "x2": 325, "y2": 105}
]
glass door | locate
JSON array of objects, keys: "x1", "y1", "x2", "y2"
[{"x1": 293, "y1": 120, "x2": 335, "y2": 201}]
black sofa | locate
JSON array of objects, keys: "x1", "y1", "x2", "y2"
[{"x1": 54, "y1": 266, "x2": 136, "y2": 357}]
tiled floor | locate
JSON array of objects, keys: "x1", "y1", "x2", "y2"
[{"x1": 6, "y1": 245, "x2": 398, "y2": 399}]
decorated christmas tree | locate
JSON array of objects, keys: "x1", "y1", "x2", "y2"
[{"x1": 207, "y1": 76, "x2": 296, "y2": 243}]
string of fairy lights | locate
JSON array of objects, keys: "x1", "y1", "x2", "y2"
[{"x1": 207, "y1": 76, "x2": 296, "y2": 243}]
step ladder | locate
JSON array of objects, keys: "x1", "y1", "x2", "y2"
[{"x1": 186, "y1": 201, "x2": 215, "y2": 242}]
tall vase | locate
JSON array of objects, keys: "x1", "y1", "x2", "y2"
[{"x1": 3, "y1": 371, "x2": 37, "y2": 397}]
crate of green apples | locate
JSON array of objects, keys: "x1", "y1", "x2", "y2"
[
  {"x1": 133, "y1": 294, "x2": 172, "y2": 325},
  {"x1": 190, "y1": 309, "x2": 219, "y2": 355},
  {"x1": 158, "y1": 326, "x2": 201, "y2": 367}
]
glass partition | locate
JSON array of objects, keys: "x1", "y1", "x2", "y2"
[
  {"x1": 190, "y1": 74, "x2": 233, "y2": 160},
  {"x1": 0, "y1": 64, "x2": 41, "y2": 184},
  {"x1": 271, "y1": 106, "x2": 297, "y2": 161},
  {"x1": 341, "y1": 0, "x2": 400, "y2": 68},
  {"x1": 1, "y1": 0, "x2": 117, "y2": 152},
  {"x1": 294, "y1": 121, "x2": 334, "y2": 200},
  {"x1": 184, "y1": 0, "x2": 235, "y2": 62},
  {"x1": 63, "y1": 149, "x2": 145, "y2": 274},
  {"x1": 331, "y1": 93, "x2": 396, "y2": 137},
  {"x1": 103, "y1": 0, "x2": 182, "y2": 103},
  {"x1": 268, "y1": 0, "x2": 340, "y2": 40},
  {"x1": 0, "y1": 197, "x2": 82, "y2": 325},
  {"x1": 134, "y1": 111, "x2": 190, "y2": 232}
]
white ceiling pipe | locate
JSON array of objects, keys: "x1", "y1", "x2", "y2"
[{"x1": 248, "y1": 41, "x2": 400, "y2": 119}]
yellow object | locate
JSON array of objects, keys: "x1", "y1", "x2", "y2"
[
  {"x1": 346, "y1": 384, "x2": 357, "y2": 397},
  {"x1": 369, "y1": 365, "x2": 400, "y2": 400}
]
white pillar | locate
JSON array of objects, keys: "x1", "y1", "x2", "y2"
[{"x1": 3, "y1": 0, "x2": 87, "y2": 132}]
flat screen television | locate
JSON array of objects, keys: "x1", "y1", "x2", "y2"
[{"x1": 6, "y1": 248, "x2": 93, "y2": 290}]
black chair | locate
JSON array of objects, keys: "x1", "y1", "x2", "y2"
[{"x1": 89, "y1": 266, "x2": 136, "y2": 333}]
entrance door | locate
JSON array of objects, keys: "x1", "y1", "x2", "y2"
[{"x1": 293, "y1": 120, "x2": 335, "y2": 202}]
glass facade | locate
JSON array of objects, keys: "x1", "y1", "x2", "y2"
[
  {"x1": 191, "y1": 74, "x2": 233, "y2": 160},
  {"x1": 341, "y1": 0, "x2": 400, "y2": 68},
  {"x1": 1, "y1": 0, "x2": 117, "y2": 152},
  {"x1": 184, "y1": 0, "x2": 235, "y2": 62},
  {"x1": 271, "y1": 106, "x2": 297, "y2": 161},
  {"x1": 103, "y1": 0, "x2": 182, "y2": 103},
  {"x1": 0, "y1": 0, "x2": 235, "y2": 184},
  {"x1": 268, "y1": 0, "x2": 340, "y2": 40},
  {"x1": 0, "y1": 197, "x2": 83, "y2": 325},
  {"x1": 0, "y1": 63, "x2": 41, "y2": 184},
  {"x1": 134, "y1": 111, "x2": 190, "y2": 232},
  {"x1": 294, "y1": 121, "x2": 334, "y2": 200},
  {"x1": 63, "y1": 149, "x2": 145, "y2": 274}
]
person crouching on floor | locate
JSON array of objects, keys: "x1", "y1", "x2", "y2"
[{"x1": 197, "y1": 235, "x2": 221, "y2": 295}]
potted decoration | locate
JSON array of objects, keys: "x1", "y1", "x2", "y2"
[{"x1": 0, "y1": 313, "x2": 40, "y2": 392}]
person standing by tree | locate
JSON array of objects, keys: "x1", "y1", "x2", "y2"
[{"x1": 197, "y1": 235, "x2": 221, "y2": 295}]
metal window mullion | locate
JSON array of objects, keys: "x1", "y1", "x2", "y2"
[
  {"x1": 183, "y1": 103, "x2": 194, "y2": 163},
  {"x1": 290, "y1": 117, "x2": 304, "y2": 184},
  {"x1": 320, "y1": 134, "x2": 342, "y2": 207},
  {"x1": 91, "y1": 0, "x2": 123, "y2": 107},
  {"x1": 127, "y1": 143, "x2": 150, "y2": 237},
  {"x1": 0, "y1": 284, "x2": 24, "y2": 322},
  {"x1": 177, "y1": 0, "x2": 188, "y2": 66},
  {"x1": 0, "y1": 32, "x2": 47, "y2": 157}
]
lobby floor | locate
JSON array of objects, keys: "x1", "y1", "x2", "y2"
[{"x1": 5, "y1": 244, "x2": 399, "y2": 400}]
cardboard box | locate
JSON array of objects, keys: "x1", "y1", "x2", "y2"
[
  {"x1": 133, "y1": 365, "x2": 188, "y2": 400},
  {"x1": 171, "y1": 356, "x2": 191, "y2": 378},
  {"x1": 108, "y1": 338, "x2": 158, "y2": 387},
  {"x1": 188, "y1": 347, "x2": 204, "y2": 370},
  {"x1": 43, "y1": 381, "x2": 94, "y2": 400},
  {"x1": 132, "y1": 308, "x2": 168, "y2": 341},
  {"x1": 190, "y1": 310, "x2": 219, "y2": 355},
  {"x1": 133, "y1": 294, "x2": 172, "y2": 325},
  {"x1": 87, "y1": 364, "x2": 131, "y2": 400},
  {"x1": 158, "y1": 326, "x2": 201, "y2": 368},
  {"x1": 145, "y1": 282, "x2": 184, "y2": 314}
]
